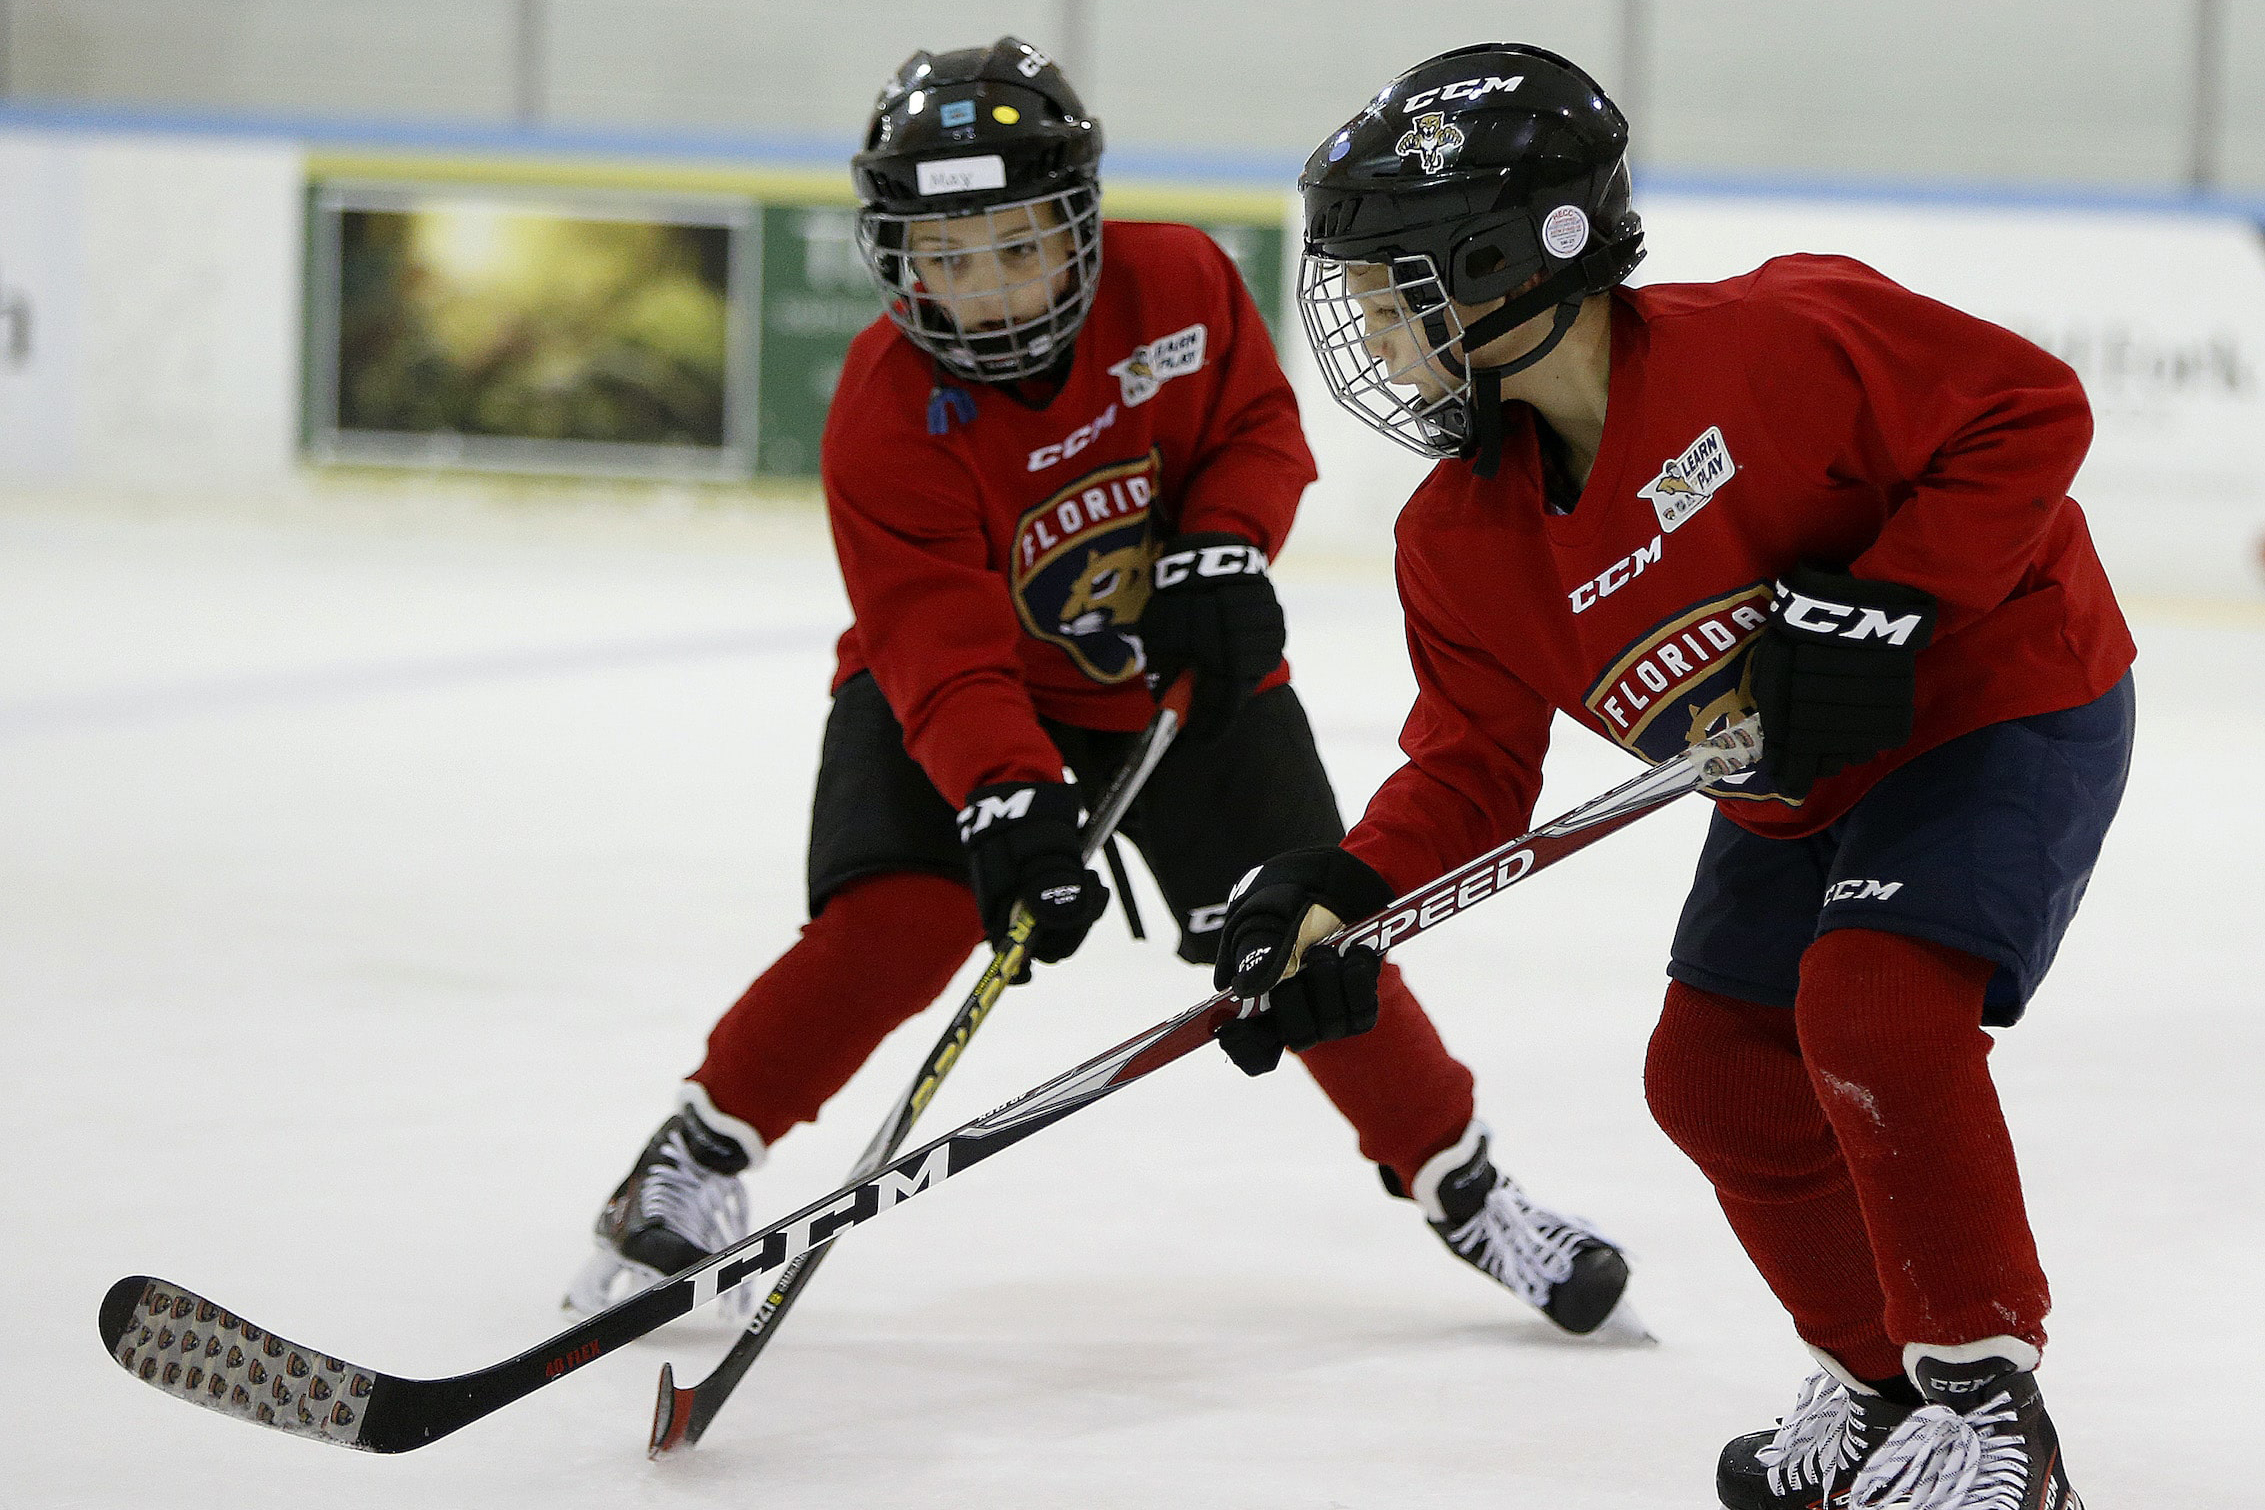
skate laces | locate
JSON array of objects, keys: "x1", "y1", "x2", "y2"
[
  {"x1": 1850, "y1": 1388, "x2": 2027, "y2": 1510},
  {"x1": 641, "y1": 1128, "x2": 750, "y2": 1253},
  {"x1": 1443, "y1": 1175, "x2": 1585, "y2": 1306},
  {"x1": 1754, "y1": 1372, "x2": 1864, "y2": 1495}
]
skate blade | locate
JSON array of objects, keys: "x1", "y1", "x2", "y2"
[
  {"x1": 563, "y1": 1246, "x2": 667, "y2": 1318},
  {"x1": 563, "y1": 1246, "x2": 753, "y2": 1325},
  {"x1": 1585, "y1": 1296, "x2": 1658, "y2": 1347}
]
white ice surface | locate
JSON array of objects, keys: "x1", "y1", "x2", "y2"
[{"x1": 4, "y1": 497, "x2": 2257, "y2": 1507}]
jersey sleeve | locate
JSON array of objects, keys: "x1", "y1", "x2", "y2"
[
  {"x1": 1168, "y1": 231, "x2": 1318, "y2": 555},
  {"x1": 1742, "y1": 258, "x2": 2094, "y2": 634},
  {"x1": 822, "y1": 405, "x2": 1064, "y2": 810},
  {"x1": 1340, "y1": 529, "x2": 1555, "y2": 895}
]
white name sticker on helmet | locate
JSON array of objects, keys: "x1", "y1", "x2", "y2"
[{"x1": 916, "y1": 155, "x2": 1008, "y2": 196}]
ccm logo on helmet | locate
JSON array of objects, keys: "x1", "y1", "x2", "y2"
[
  {"x1": 1154, "y1": 542, "x2": 1266, "y2": 588},
  {"x1": 1402, "y1": 74, "x2": 1524, "y2": 112},
  {"x1": 1775, "y1": 585, "x2": 1928, "y2": 645}
]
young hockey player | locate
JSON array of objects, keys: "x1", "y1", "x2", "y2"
[
  {"x1": 1216, "y1": 43, "x2": 2132, "y2": 1510},
  {"x1": 565, "y1": 37, "x2": 1632, "y2": 1338}
]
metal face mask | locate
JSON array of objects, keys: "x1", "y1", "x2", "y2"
[
  {"x1": 1299, "y1": 251, "x2": 1477, "y2": 460},
  {"x1": 858, "y1": 185, "x2": 1103, "y2": 383}
]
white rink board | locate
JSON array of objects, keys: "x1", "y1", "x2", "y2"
[
  {"x1": 0, "y1": 120, "x2": 2257, "y2": 606},
  {"x1": 0, "y1": 127, "x2": 302, "y2": 489}
]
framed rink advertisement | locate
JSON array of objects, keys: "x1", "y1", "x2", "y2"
[{"x1": 305, "y1": 180, "x2": 756, "y2": 478}]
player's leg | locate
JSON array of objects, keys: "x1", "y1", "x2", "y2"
[
  {"x1": 567, "y1": 672, "x2": 983, "y2": 1316},
  {"x1": 1105, "y1": 684, "x2": 1629, "y2": 1331},
  {"x1": 1652, "y1": 818, "x2": 1905, "y2": 1376},
  {"x1": 1652, "y1": 806, "x2": 1925, "y2": 1508},
  {"x1": 1648, "y1": 975, "x2": 1923, "y2": 1509},
  {"x1": 1798, "y1": 675, "x2": 2132, "y2": 1510},
  {"x1": 1666, "y1": 674, "x2": 2131, "y2": 1508}
]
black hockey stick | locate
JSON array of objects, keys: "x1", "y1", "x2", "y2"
[
  {"x1": 95, "y1": 717, "x2": 1759, "y2": 1454},
  {"x1": 647, "y1": 671, "x2": 1195, "y2": 1456}
]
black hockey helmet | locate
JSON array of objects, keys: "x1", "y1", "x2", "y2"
[
  {"x1": 1297, "y1": 44, "x2": 1644, "y2": 474},
  {"x1": 852, "y1": 37, "x2": 1106, "y2": 382}
]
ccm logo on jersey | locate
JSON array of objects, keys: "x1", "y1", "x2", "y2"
[
  {"x1": 1826, "y1": 878, "x2": 1905, "y2": 903},
  {"x1": 1569, "y1": 535, "x2": 1663, "y2": 613},
  {"x1": 1775, "y1": 585, "x2": 1929, "y2": 645},
  {"x1": 1401, "y1": 74, "x2": 1523, "y2": 112},
  {"x1": 1153, "y1": 540, "x2": 1266, "y2": 589},
  {"x1": 1028, "y1": 402, "x2": 1119, "y2": 471},
  {"x1": 956, "y1": 788, "x2": 1035, "y2": 840}
]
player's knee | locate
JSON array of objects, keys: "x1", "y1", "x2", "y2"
[
  {"x1": 1645, "y1": 980, "x2": 1737, "y2": 1153},
  {"x1": 1647, "y1": 981, "x2": 1840, "y2": 1186},
  {"x1": 807, "y1": 872, "x2": 984, "y2": 992}
]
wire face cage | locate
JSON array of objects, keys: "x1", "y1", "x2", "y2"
[
  {"x1": 1298, "y1": 251, "x2": 1478, "y2": 461},
  {"x1": 857, "y1": 185, "x2": 1103, "y2": 382}
]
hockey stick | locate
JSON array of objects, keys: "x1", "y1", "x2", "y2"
[
  {"x1": 647, "y1": 671, "x2": 1195, "y2": 1456},
  {"x1": 95, "y1": 717, "x2": 1759, "y2": 1455}
]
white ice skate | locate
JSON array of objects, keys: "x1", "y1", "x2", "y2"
[{"x1": 565, "y1": 1089, "x2": 762, "y2": 1323}]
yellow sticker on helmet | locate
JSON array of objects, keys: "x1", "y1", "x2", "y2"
[{"x1": 992, "y1": 105, "x2": 1022, "y2": 125}]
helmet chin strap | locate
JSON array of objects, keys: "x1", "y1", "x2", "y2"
[
  {"x1": 1440, "y1": 246, "x2": 1619, "y2": 478},
  {"x1": 1460, "y1": 299, "x2": 1582, "y2": 479}
]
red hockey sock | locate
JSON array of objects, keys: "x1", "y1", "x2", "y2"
[
  {"x1": 1296, "y1": 961, "x2": 1476, "y2": 1192},
  {"x1": 1646, "y1": 980, "x2": 1900, "y2": 1379},
  {"x1": 1795, "y1": 928, "x2": 2050, "y2": 1355},
  {"x1": 690, "y1": 872, "x2": 985, "y2": 1148}
]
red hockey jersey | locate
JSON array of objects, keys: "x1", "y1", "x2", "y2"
[
  {"x1": 1342, "y1": 254, "x2": 2137, "y2": 897},
  {"x1": 824, "y1": 220, "x2": 1316, "y2": 808}
]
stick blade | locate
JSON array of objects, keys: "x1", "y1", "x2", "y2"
[
  {"x1": 648, "y1": 1361, "x2": 697, "y2": 1458},
  {"x1": 99, "y1": 1275, "x2": 389, "y2": 1450}
]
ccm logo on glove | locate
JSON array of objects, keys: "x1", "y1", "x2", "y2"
[
  {"x1": 1137, "y1": 533, "x2": 1286, "y2": 739},
  {"x1": 1152, "y1": 540, "x2": 1267, "y2": 588},
  {"x1": 1749, "y1": 563, "x2": 1938, "y2": 800},
  {"x1": 955, "y1": 780, "x2": 1110, "y2": 975},
  {"x1": 957, "y1": 787, "x2": 1036, "y2": 839},
  {"x1": 1772, "y1": 582, "x2": 1931, "y2": 645}
]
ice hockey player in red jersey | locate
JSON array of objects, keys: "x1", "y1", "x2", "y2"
[
  {"x1": 1215, "y1": 43, "x2": 2132, "y2": 1510},
  {"x1": 565, "y1": 37, "x2": 1633, "y2": 1339}
]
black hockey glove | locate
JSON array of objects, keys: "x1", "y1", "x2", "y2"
[
  {"x1": 1748, "y1": 563, "x2": 1939, "y2": 800},
  {"x1": 1136, "y1": 533, "x2": 1286, "y2": 739},
  {"x1": 957, "y1": 780, "x2": 1110, "y2": 979},
  {"x1": 1210, "y1": 846, "x2": 1394, "y2": 1076}
]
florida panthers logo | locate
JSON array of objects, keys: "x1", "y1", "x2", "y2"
[
  {"x1": 1057, "y1": 541, "x2": 1153, "y2": 636},
  {"x1": 1395, "y1": 111, "x2": 1466, "y2": 174},
  {"x1": 1011, "y1": 447, "x2": 1164, "y2": 683},
  {"x1": 1581, "y1": 583, "x2": 1793, "y2": 804}
]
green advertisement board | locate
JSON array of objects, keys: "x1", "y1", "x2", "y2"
[
  {"x1": 753, "y1": 204, "x2": 1287, "y2": 478},
  {"x1": 301, "y1": 156, "x2": 1289, "y2": 483}
]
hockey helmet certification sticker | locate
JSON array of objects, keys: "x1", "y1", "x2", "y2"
[
  {"x1": 1542, "y1": 205, "x2": 1591, "y2": 259},
  {"x1": 915, "y1": 154, "x2": 1008, "y2": 196},
  {"x1": 939, "y1": 99, "x2": 976, "y2": 127},
  {"x1": 1011, "y1": 448, "x2": 1164, "y2": 683}
]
